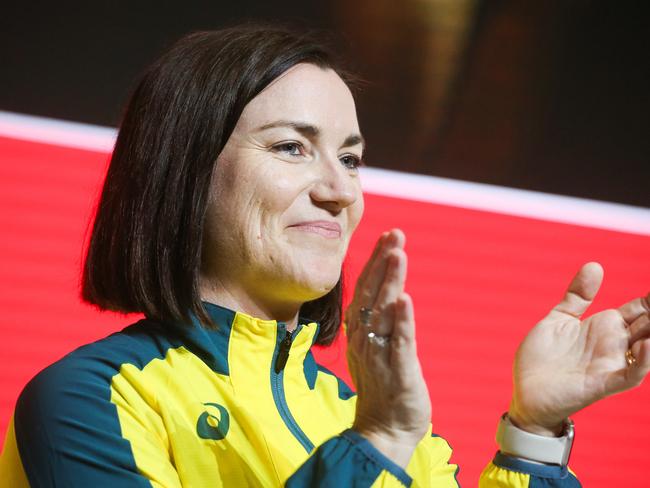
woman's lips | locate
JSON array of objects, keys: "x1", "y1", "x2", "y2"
[{"x1": 288, "y1": 220, "x2": 342, "y2": 238}]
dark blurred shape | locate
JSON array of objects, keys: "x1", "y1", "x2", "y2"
[
  {"x1": 0, "y1": 2, "x2": 331, "y2": 126},
  {"x1": 336, "y1": 0, "x2": 649, "y2": 206},
  {"x1": 333, "y1": 0, "x2": 479, "y2": 170}
]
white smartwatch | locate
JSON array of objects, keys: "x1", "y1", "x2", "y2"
[{"x1": 496, "y1": 413, "x2": 575, "y2": 466}]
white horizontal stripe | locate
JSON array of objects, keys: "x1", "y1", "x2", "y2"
[
  {"x1": 0, "y1": 110, "x2": 117, "y2": 153},
  {"x1": 1, "y1": 110, "x2": 648, "y2": 235},
  {"x1": 360, "y1": 167, "x2": 650, "y2": 236}
]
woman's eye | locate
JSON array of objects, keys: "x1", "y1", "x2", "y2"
[
  {"x1": 340, "y1": 154, "x2": 362, "y2": 170},
  {"x1": 273, "y1": 142, "x2": 303, "y2": 157}
]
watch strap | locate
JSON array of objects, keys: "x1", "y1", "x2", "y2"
[{"x1": 495, "y1": 413, "x2": 574, "y2": 466}]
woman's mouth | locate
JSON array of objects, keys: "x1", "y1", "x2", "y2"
[{"x1": 288, "y1": 220, "x2": 342, "y2": 238}]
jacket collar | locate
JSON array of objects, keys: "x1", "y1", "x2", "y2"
[{"x1": 176, "y1": 302, "x2": 320, "y2": 378}]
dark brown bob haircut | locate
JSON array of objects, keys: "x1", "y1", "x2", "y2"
[{"x1": 82, "y1": 24, "x2": 357, "y2": 346}]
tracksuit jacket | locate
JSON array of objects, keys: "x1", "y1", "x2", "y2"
[{"x1": 0, "y1": 302, "x2": 580, "y2": 486}]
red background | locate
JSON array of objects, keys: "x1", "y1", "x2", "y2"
[{"x1": 1, "y1": 134, "x2": 648, "y2": 485}]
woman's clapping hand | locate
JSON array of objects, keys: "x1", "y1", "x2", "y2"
[
  {"x1": 509, "y1": 262, "x2": 650, "y2": 435},
  {"x1": 345, "y1": 229, "x2": 431, "y2": 468}
]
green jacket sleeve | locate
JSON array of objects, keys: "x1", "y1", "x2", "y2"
[
  {"x1": 479, "y1": 452, "x2": 581, "y2": 487},
  {"x1": 286, "y1": 428, "x2": 460, "y2": 487},
  {"x1": 2, "y1": 352, "x2": 182, "y2": 488}
]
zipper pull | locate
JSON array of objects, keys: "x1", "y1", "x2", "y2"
[{"x1": 274, "y1": 329, "x2": 294, "y2": 374}]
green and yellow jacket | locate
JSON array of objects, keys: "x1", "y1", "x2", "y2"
[{"x1": 0, "y1": 303, "x2": 580, "y2": 487}]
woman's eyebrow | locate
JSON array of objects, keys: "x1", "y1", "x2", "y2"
[
  {"x1": 256, "y1": 120, "x2": 319, "y2": 138},
  {"x1": 341, "y1": 134, "x2": 365, "y2": 150},
  {"x1": 255, "y1": 120, "x2": 365, "y2": 150}
]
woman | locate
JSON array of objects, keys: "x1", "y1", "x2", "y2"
[{"x1": 1, "y1": 24, "x2": 648, "y2": 487}]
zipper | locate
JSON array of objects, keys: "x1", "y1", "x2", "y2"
[
  {"x1": 270, "y1": 323, "x2": 314, "y2": 452},
  {"x1": 274, "y1": 328, "x2": 293, "y2": 374}
]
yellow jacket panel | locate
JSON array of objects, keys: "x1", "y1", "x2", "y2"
[{"x1": 0, "y1": 303, "x2": 580, "y2": 486}]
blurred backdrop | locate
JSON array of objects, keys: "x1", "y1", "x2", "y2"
[
  {"x1": 1, "y1": 0, "x2": 648, "y2": 205},
  {"x1": 1, "y1": 1, "x2": 649, "y2": 486}
]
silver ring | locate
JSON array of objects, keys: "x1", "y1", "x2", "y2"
[
  {"x1": 367, "y1": 331, "x2": 390, "y2": 347},
  {"x1": 359, "y1": 307, "x2": 374, "y2": 327}
]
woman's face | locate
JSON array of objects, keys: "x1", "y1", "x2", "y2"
[{"x1": 201, "y1": 63, "x2": 364, "y2": 312}]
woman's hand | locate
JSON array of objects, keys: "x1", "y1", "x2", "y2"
[
  {"x1": 345, "y1": 229, "x2": 431, "y2": 468},
  {"x1": 509, "y1": 262, "x2": 650, "y2": 436}
]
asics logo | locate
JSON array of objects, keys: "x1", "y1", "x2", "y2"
[{"x1": 196, "y1": 402, "x2": 230, "y2": 440}]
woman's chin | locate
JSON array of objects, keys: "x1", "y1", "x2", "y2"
[
  {"x1": 260, "y1": 253, "x2": 342, "y2": 302},
  {"x1": 289, "y1": 271, "x2": 341, "y2": 302}
]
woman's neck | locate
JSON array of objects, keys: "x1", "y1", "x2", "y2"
[{"x1": 199, "y1": 277, "x2": 301, "y2": 331}]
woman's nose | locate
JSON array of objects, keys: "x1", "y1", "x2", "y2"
[{"x1": 309, "y1": 157, "x2": 358, "y2": 212}]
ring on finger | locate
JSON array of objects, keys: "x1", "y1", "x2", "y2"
[
  {"x1": 626, "y1": 349, "x2": 637, "y2": 366},
  {"x1": 367, "y1": 331, "x2": 390, "y2": 347}
]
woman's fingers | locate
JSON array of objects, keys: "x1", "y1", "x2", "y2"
[
  {"x1": 604, "y1": 317, "x2": 650, "y2": 394},
  {"x1": 353, "y1": 229, "x2": 405, "y2": 309},
  {"x1": 357, "y1": 253, "x2": 390, "y2": 311},
  {"x1": 628, "y1": 338, "x2": 650, "y2": 386},
  {"x1": 390, "y1": 293, "x2": 417, "y2": 375},
  {"x1": 346, "y1": 234, "x2": 385, "y2": 336},
  {"x1": 356, "y1": 232, "x2": 388, "y2": 286},
  {"x1": 626, "y1": 314, "x2": 650, "y2": 387},
  {"x1": 550, "y1": 262, "x2": 604, "y2": 319},
  {"x1": 347, "y1": 229, "x2": 408, "y2": 365},
  {"x1": 629, "y1": 313, "x2": 650, "y2": 344},
  {"x1": 618, "y1": 294, "x2": 650, "y2": 326},
  {"x1": 371, "y1": 249, "x2": 408, "y2": 336},
  {"x1": 375, "y1": 249, "x2": 407, "y2": 306}
]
